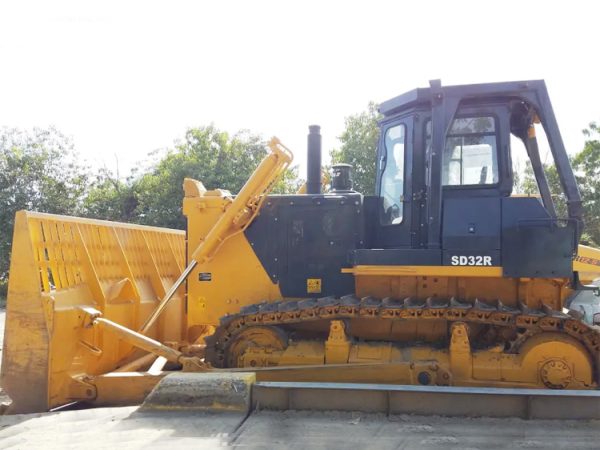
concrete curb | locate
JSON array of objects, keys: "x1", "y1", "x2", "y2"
[{"x1": 140, "y1": 372, "x2": 255, "y2": 412}]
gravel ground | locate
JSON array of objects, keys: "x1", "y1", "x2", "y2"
[{"x1": 0, "y1": 407, "x2": 599, "y2": 449}]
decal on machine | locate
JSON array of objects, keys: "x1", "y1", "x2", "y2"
[
  {"x1": 574, "y1": 255, "x2": 600, "y2": 267},
  {"x1": 450, "y1": 255, "x2": 493, "y2": 266},
  {"x1": 307, "y1": 278, "x2": 322, "y2": 294}
]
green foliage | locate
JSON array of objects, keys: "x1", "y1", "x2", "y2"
[
  {"x1": 331, "y1": 102, "x2": 380, "y2": 195},
  {"x1": 84, "y1": 126, "x2": 300, "y2": 229},
  {"x1": 136, "y1": 126, "x2": 266, "y2": 229},
  {"x1": 0, "y1": 127, "x2": 88, "y2": 279},
  {"x1": 0, "y1": 279, "x2": 6, "y2": 306},
  {"x1": 83, "y1": 167, "x2": 140, "y2": 223},
  {"x1": 518, "y1": 162, "x2": 538, "y2": 195},
  {"x1": 573, "y1": 122, "x2": 600, "y2": 245}
]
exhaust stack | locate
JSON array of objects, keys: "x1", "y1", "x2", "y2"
[{"x1": 306, "y1": 125, "x2": 322, "y2": 194}]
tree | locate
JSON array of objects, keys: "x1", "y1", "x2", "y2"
[
  {"x1": 0, "y1": 127, "x2": 88, "y2": 281},
  {"x1": 331, "y1": 102, "x2": 380, "y2": 195},
  {"x1": 84, "y1": 125, "x2": 299, "y2": 229},
  {"x1": 573, "y1": 122, "x2": 600, "y2": 246},
  {"x1": 83, "y1": 167, "x2": 140, "y2": 223}
]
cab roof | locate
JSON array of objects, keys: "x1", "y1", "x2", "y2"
[{"x1": 379, "y1": 79, "x2": 547, "y2": 118}]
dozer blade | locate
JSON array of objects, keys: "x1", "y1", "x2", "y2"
[{"x1": 0, "y1": 211, "x2": 186, "y2": 413}]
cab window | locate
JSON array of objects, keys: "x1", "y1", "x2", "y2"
[
  {"x1": 426, "y1": 116, "x2": 499, "y2": 186},
  {"x1": 380, "y1": 124, "x2": 405, "y2": 225}
]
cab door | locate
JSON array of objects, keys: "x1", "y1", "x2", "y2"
[
  {"x1": 436, "y1": 110, "x2": 508, "y2": 267},
  {"x1": 374, "y1": 116, "x2": 413, "y2": 248}
]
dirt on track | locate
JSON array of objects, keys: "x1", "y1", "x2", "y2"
[{"x1": 1, "y1": 310, "x2": 599, "y2": 449}]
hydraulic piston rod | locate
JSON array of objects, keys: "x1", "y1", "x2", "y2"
[{"x1": 81, "y1": 307, "x2": 206, "y2": 371}]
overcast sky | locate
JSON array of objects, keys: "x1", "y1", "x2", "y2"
[{"x1": 1, "y1": 0, "x2": 598, "y2": 180}]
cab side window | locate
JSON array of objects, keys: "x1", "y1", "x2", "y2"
[
  {"x1": 426, "y1": 116, "x2": 499, "y2": 186},
  {"x1": 380, "y1": 124, "x2": 406, "y2": 225}
]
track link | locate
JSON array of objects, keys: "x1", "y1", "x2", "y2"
[{"x1": 205, "y1": 295, "x2": 600, "y2": 374}]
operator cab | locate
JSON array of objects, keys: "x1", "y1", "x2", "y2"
[
  {"x1": 355, "y1": 80, "x2": 582, "y2": 279},
  {"x1": 247, "y1": 80, "x2": 583, "y2": 299}
]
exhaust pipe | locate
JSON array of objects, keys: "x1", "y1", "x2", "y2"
[{"x1": 306, "y1": 125, "x2": 322, "y2": 195}]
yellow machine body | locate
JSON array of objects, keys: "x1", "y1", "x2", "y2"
[
  {"x1": 183, "y1": 186, "x2": 600, "y2": 392},
  {"x1": 184, "y1": 183, "x2": 599, "y2": 322},
  {"x1": 183, "y1": 185, "x2": 282, "y2": 336}
]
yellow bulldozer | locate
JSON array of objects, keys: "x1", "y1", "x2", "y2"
[{"x1": 2, "y1": 79, "x2": 600, "y2": 418}]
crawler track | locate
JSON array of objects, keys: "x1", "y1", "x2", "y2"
[{"x1": 205, "y1": 295, "x2": 600, "y2": 378}]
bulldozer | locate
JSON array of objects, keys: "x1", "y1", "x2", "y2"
[{"x1": 2, "y1": 79, "x2": 600, "y2": 417}]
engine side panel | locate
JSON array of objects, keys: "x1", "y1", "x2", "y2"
[{"x1": 245, "y1": 193, "x2": 363, "y2": 298}]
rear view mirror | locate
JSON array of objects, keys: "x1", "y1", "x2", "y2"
[{"x1": 593, "y1": 313, "x2": 600, "y2": 326}]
